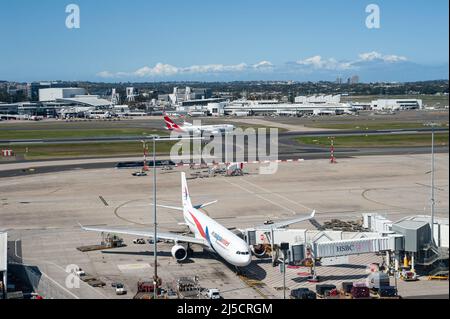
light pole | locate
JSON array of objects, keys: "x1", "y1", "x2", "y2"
[
  {"x1": 142, "y1": 134, "x2": 205, "y2": 299},
  {"x1": 426, "y1": 123, "x2": 438, "y2": 246},
  {"x1": 143, "y1": 135, "x2": 160, "y2": 299},
  {"x1": 280, "y1": 242, "x2": 289, "y2": 299},
  {"x1": 431, "y1": 125, "x2": 435, "y2": 244},
  {"x1": 152, "y1": 136, "x2": 158, "y2": 299}
]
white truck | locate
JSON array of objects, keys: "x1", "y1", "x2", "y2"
[
  {"x1": 207, "y1": 289, "x2": 221, "y2": 299},
  {"x1": 112, "y1": 283, "x2": 127, "y2": 295}
]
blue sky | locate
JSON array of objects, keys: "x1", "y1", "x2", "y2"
[{"x1": 0, "y1": 0, "x2": 448, "y2": 82}]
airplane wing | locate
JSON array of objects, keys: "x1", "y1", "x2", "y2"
[
  {"x1": 150, "y1": 203, "x2": 183, "y2": 211},
  {"x1": 80, "y1": 225, "x2": 207, "y2": 246},
  {"x1": 194, "y1": 200, "x2": 218, "y2": 210},
  {"x1": 252, "y1": 210, "x2": 316, "y2": 230},
  {"x1": 150, "y1": 200, "x2": 218, "y2": 211}
]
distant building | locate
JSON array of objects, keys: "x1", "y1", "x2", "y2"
[
  {"x1": 350, "y1": 75, "x2": 360, "y2": 84},
  {"x1": 169, "y1": 87, "x2": 212, "y2": 105},
  {"x1": 29, "y1": 81, "x2": 75, "y2": 101},
  {"x1": 225, "y1": 99, "x2": 353, "y2": 116},
  {"x1": 56, "y1": 95, "x2": 112, "y2": 108},
  {"x1": 207, "y1": 102, "x2": 227, "y2": 117},
  {"x1": 0, "y1": 101, "x2": 62, "y2": 118},
  {"x1": 371, "y1": 99, "x2": 423, "y2": 111},
  {"x1": 126, "y1": 87, "x2": 136, "y2": 102},
  {"x1": 295, "y1": 95, "x2": 341, "y2": 104},
  {"x1": 39, "y1": 88, "x2": 86, "y2": 102}
]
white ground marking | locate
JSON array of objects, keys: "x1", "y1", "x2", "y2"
[
  {"x1": 239, "y1": 178, "x2": 315, "y2": 214},
  {"x1": 223, "y1": 178, "x2": 299, "y2": 215}
]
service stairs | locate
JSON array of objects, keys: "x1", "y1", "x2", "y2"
[{"x1": 416, "y1": 244, "x2": 449, "y2": 276}]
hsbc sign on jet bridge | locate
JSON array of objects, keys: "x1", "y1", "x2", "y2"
[{"x1": 314, "y1": 237, "x2": 397, "y2": 258}]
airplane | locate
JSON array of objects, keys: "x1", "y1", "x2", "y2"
[
  {"x1": 81, "y1": 173, "x2": 315, "y2": 268},
  {"x1": 163, "y1": 114, "x2": 235, "y2": 135}
]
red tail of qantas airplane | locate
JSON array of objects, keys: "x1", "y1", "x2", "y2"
[{"x1": 164, "y1": 115, "x2": 183, "y2": 132}]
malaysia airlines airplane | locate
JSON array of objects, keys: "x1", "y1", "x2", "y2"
[
  {"x1": 164, "y1": 115, "x2": 235, "y2": 135},
  {"x1": 81, "y1": 173, "x2": 315, "y2": 268}
]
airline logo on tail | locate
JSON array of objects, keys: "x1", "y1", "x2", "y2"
[{"x1": 164, "y1": 115, "x2": 183, "y2": 132}]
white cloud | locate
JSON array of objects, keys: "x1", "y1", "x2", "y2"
[
  {"x1": 96, "y1": 53, "x2": 409, "y2": 79},
  {"x1": 183, "y1": 63, "x2": 248, "y2": 74},
  {"x1": 96, "y1": 71, "x2": 116, "y2": 78},
  {"x1": 134, "y1": 63, "x2": 179, "y2": 77},
  {"x1": 358, "y1": 51, "x2": 407, "y2": 63},
  {"x1": 253, "y1": 61, "x2": 274, "y2": 69},
  {"x1": 97, "y1": 61, "x2": 274, "y2": 78},
  {"x1": 295, "y1": 56, "x2": 353, "y2": 70}
]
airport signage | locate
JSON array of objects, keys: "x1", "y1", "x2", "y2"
[{"x1": 315, "y1": 238, "x2": 378, "y2": 258}]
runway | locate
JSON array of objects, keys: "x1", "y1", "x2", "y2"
[
  {"x1": 0, "y1": 127, "x2": 447, "y2": 145},
  {"x1": 0, "y1": 126, "x2": 448, "y2": 178}
]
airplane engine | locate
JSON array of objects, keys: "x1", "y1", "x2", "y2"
[
  {"x1": 171, "y1": 244, "x2": 188, "y2": 261},
  {"x1": 251, "y1": 244, "x2": 267, "y2": 258}
]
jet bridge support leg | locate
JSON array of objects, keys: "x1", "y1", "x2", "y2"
[
  {"x1": 394, "y1": 253, "x2": 400, "y2": 272},
  {"x1": 384, "y1": 251, "x2": 391, "y2": 272}
]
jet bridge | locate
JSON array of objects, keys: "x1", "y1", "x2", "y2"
[
  {"x1": 313, "y1": 236, "x2": 403, "y2": 258},
  {"x1": 244, "y1": 227, "x2": 404, "y2": 263}
]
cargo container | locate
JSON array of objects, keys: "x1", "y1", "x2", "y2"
[
  {"x1": 378, "y1": 286, "x2": 398, "y2": 298},
  {"x1": 138, "y1": 281, "x2": 161, "y2": 293},
  {"x1": 351, "y1": 286, "x2": 370, "y2": 299},
  {"x1": 368, "y1": 272, "x2": 390, "y2": 290},
  {"x1": 341, "y1": 282, "x2": 354, "y2": 294},
  {"x1": 316, "y1": 284, "x2": 336, "y2": 296},
  {"x1": 290, "y1": 288, "x2": 316, "y2": 300}
]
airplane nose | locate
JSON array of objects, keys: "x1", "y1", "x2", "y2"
[{"x1": 238, "y1": 255, "x2": 252, "y2": 267}]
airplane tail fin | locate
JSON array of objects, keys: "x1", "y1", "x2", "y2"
[
  {"x1": 181, "y1": 172, "x2": 193, "y2": 210},
  {"x1": 164, "y1": 115, "x2": 182, "y2": 131}
]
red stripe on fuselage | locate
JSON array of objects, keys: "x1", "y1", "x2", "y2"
[{"x1": 189, "y1": 212, "x2": 206, "y2": 239}]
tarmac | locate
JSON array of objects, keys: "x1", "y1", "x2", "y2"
[{"x1": 1, "y1": 153, "x2": 448, "y2": 299}]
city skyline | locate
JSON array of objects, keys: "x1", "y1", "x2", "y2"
[{"x1": 0, "y1": 0, "x2": 448, "y2": 82}]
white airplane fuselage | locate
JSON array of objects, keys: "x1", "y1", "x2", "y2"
[
  {"x1": 181, "y1": 174, "x2": 252, "y2": 267},
  {"x1": 182, "y1": 124, "x2": 235, "y2": 135},
  {"x1": 164, "y1": 115, "x2": 235, "y2": 135}
]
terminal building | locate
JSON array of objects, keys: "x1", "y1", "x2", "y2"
[
  {"x1": 294, "y1": 95, "x2": 342, "y2": 104},
  {"x1": 0, "y1": 102, "x2": 64, "y2": 119},
  {"x1": 371, "y1": 99, "x2": 423, "y2": 111},
  {"x1": 1, "y1": 87, "x2": 132, "y2": 119},
  {"x1": 39, "y1": 88, "x2": 87, "y2": 102},
  {"x1": 224, "y1": 96, "x2": 354, "y2": 116},
  {"x1": 162, "y1": 86, "x2": 213, "y2": 106}
]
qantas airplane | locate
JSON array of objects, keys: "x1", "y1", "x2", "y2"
[
  {"x1": 164, "y1": 115, "x2": 235, "y2": 135},
  {"x1": 81, "y1": 173, "x2": 315, "y2": 268}
]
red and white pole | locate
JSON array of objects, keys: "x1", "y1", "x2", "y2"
[
  {"x1": 330, "y1": 137, "x2": 337, "y2": 164},
  {"x1": 143, "y1": 142, "x2": 149, "y2": 171}
]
